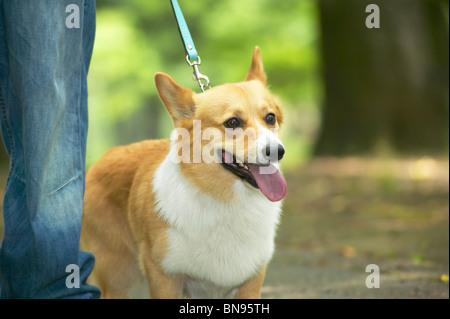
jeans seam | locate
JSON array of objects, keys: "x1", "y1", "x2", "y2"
[
  {"x1": 10, "y1": 171, "x2": 25, "y2": 183},
  {"x1": 48, "y1": 171, "x2": 82, "y2": 197}
]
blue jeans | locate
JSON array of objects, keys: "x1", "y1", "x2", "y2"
[{"x1": 0, "y1": 0, "x2": 100, "y2": 298}]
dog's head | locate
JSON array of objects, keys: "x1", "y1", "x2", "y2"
[{"x1": 155, "y1": 47, "x2": 286, "y2": 202}]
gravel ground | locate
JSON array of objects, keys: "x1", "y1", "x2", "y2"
[
  {"x1": 262, "y1": 157, "x2": 449, "y2": 299},
  {"x1": 262, "y1": 250, "x2": 449, "y2": 299}
]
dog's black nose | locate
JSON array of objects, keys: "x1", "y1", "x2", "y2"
[{"x1": 265, "y1": 144, "x2": 285, "y2": 161}]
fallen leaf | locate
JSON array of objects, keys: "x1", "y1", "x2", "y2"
[{"x1": 341, "y1": 246, "x2": 357, "y2": 258}]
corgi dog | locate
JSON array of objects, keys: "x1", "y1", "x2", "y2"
[{"x1": 81, "y1": 47, "x2": 287, "y2": 299}]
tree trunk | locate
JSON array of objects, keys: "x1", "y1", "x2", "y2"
[{"x1": 314, "y1": 0, "x2": 449, "y2": 156}]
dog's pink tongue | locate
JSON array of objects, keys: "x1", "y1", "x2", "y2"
[{"x1": 248, "y1": 164, "x2": 287, "y2": 202}]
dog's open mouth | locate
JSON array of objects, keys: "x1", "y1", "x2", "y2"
[
  {"x1": 220, "y1": 150, "x2": 259, "y2": 189},
  {"x1": 220, "y1": 150, "x2": 287, "y2": 202}
]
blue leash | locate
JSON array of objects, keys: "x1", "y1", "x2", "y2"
[{"x1": 170, "y1": 0, "x2": 211, "y2": 92}]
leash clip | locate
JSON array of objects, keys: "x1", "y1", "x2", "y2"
[{"x1": 186, "y1": 55, "x2": 211, "y2": 92}]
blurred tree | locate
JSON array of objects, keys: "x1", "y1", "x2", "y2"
[
  {"x1": 0, "y1": 145, "x2": 7, "y2": 171},
  {"x1": 315, "y1": 0, "x2": 449, "y2": 156},
  {"x1": 86, "y1": 0, "x2": 321, "y2": 166}
]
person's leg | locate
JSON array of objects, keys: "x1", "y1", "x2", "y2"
[{"x1": 0, "y1": 0, "x2": 100, "y2": 298}]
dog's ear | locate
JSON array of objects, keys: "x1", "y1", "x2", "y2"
[
  {"x1": 245, "y1": 46, "x2": 267, "y2": 85},
  {"x1": 155, "y1": 72, "x2": 196, "y2": 122}
]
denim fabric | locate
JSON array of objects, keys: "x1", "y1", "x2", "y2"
[{"x1": 0, "y1": 0, "x2": 100, "y2": 298}]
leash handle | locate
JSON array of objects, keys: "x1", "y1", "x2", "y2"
[{"x1": 170, "y1": 0, "x2": 198, "y2": 61}]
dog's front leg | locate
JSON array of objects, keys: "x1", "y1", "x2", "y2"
[
  {"x1": 234, "y1": 266, "x2": 267, "y2": 299},
  {"x1": 142, "y1": 259, "x2": 183, "y2": 299},
  {"x1": 139, "y1": 245, "x2": 183, "y2": 299}
]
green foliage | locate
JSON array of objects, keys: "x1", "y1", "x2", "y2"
[{"x1": 87, "y1": 0, "x2": 321, "y2": 166}]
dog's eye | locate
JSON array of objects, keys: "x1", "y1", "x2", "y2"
[
  {"x1": 265, "y1": 113, "x2": 276, "y2": 126},
  {"x1": 224, "y1": 117, "x2": 241, "y2": 129}
]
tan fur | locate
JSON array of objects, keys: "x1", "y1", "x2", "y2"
[
  {"x1": 234, "y1": 266, "x2": 267, "y2": 299},
  {"x1": 81, "y1": 47, "x2": 282, "y2": 298},
  {"x1": 81, "y1": 140, "x2": 171, "y2": 298}
]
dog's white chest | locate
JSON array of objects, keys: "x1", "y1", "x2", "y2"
[{"x1": 153, "y1": 156, "x2": 281, "y2": 297}]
